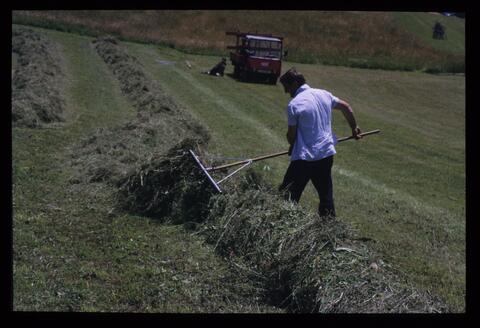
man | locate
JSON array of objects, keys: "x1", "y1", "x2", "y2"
[
  {"x1": 279, "y1": 68, "x2": 362, "y2": 218},
  {"x1": 433, "y1": 21, "x2": 446, "y2": 40},
  {"x1": 204, "y1": 57, "x2": 227, "y2": 77}
]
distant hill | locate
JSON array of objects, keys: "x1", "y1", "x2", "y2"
[
  {"x1": 392, "y1": 12, "x2": 464, "y2": 55},
  {"x1": 12, "y1": 10, "x2": 464, "y2": 72}
]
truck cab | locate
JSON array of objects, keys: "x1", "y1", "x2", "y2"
[{"x1": 226, "y1": 31, "x2": 284, "y2": 84}]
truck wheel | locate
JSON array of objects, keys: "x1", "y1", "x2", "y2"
[
  {"x1": 241, "y1": 70, "x2": 249, "y2": 82},
  {"x1": 269, "y1": 75, "x2": 278, "y2": 85}
]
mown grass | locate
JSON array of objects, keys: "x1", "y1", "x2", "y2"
[
  {"x1": 12, "y1": 25, "x2": 465, "y2": 313},
  {"x1": 123, "y1": 43, "x2": 465, "y2": 311},
  {"x1": 12, "y1": 10, "x2": 464, "y2": 73},
  {"x1": 12, "y1": 26, "x2": 282, "y2": 313}
]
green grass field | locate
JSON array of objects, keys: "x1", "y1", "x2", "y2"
[
  {"x1": 393, "y1": 12, "x2": 465, "y2": 55},
  {"x1": 12, "y1": 25, "x2": 465, "y2": 312}
]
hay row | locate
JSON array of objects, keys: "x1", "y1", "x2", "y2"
[
  {"x1": 202, "y1": 184, "x2": 448, "y2": 313},
  {"x1": 92, "y1": 35, "x2": 179, "y2": 114},
  {"x1": 117, "y1": 138, "x2": 216, "y2": 223},
  {"x1": 118, "y1": 141, "x2": 448, "y2": 313},
  {"x1": 12, "y1": 26, "x2": 67, "y2": 128},
  {"x1": 68, "y1": 112, "x2": 209, "y2": 186},
  {"x1": 68, "y1": 36, "x2": 210, "y2": 186}
]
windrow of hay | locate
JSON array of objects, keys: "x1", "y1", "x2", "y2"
[
  {"x1": 91, "y1": 35, "x2": 179, "y2": 114},
  {"x1": 12, "y1": 26, "x2": 67, "y2": 128},
  {"x1": 117, "y1": 139, "x2": 216, "y2": 224},
  {"x1": 201, "y1": 183, "x2": 449, "y2": 313},
  {"x1": 68, "y1": 112, "x2": 209, "y2": 186},
  {"x1": 68, "y1": 36, "x2": 210, "y2": 186},
  {"x1": 118, "y1": 140, "x2": 449, "y2": 312}
]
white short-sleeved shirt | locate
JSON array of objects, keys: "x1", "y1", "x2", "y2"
[{"x1": 286, "y1": 84, "x2": 339, "y2": 161}]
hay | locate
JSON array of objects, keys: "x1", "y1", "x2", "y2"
[
  {"x1": 115, "y1": 139, "x2": 448, "y2": 312},
  {"x1": 68, "y1": 111, "x2": 209, "y2": 185},
  {"x1": 200, "y1": 180, "x2": 449, "y2": 313},
  {"x1": 92, "y1": 35, "x2": 180, "y2": 114},
  {"x1": 117, "y1": 138, "x2": 216, "y2": 223},
  {"x1": 12, "y1": 26, "x2": 67, "y2": 127},
  {"x1": 69, "y1": 36, "x2": 210, "y2": 186}
]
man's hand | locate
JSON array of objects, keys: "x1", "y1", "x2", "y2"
[{"x1": 352, "y1": 126, "x2": 362, "y2": 139}]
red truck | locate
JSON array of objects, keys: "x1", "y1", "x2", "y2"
[{"x1": 226, "y1": 31, "x2": 285, "y2": 84}]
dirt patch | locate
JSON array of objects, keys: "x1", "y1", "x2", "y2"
[{"x1": 12, "y1": 26, "x2": 67, "y2": 128}]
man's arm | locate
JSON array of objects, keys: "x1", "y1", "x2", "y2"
[
  {"x1": 334, "y1": 99, "x2": 362, "y2": 139},
  {"x1": 287, "y1": 125, "x2": 296, "y2": 155},
  {"x1": 287, "y1": 125, "x2": 296, "y2": 145}
]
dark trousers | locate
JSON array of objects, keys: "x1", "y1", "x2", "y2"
[{"x1": 279, "y1": 155, "x2": 336, "y2": 217}]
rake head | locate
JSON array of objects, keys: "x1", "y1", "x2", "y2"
[{"x1": 189, "y1": 149, "x2": 222, "y2": 193}]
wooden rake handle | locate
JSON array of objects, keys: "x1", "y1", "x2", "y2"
[
  {"x1": 336, "y1": 129, "x2": 380, "y2": 142},
  {"x1": 207, "y1": 129, "x2": 380, "y2": 172}
]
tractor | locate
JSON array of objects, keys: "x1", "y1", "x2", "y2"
[{"x1": 226, "y1": 31, "x2": 285, "y2": 84}]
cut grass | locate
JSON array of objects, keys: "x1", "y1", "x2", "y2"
[
  {"x1": 12, "y1": 26, "x2": 282, "y2": 313},
  {"x1": 12, "y1": 25, "x2": 465, "y2": 312},
  {"x1": 124, "y1": 43, "x2": 465, "y2": 311}
]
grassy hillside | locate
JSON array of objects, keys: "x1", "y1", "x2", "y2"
[
  {"x1": 12, "y1": 10, "x2": 464, "y2": 73},
  {"x1": 393, "y1": 12, "x2": 465, "y2": 55},
  {"x1": 12, "y1": 25, "x2": 465, "y2": 312}
]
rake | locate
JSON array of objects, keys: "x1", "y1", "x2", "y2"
[{"x1": 190, "y1": 129, "x2": 380, "y2": 193}]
